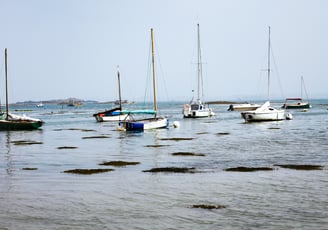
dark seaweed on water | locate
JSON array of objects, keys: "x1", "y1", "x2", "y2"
[
  {"x1": 192, "y1": 204, "x2": 226, "y2": 209},
  {"x1": 22, "y1": 168, "x2": 38, "y2": 170},
  {"x1": 274, "y1": 164, "x2": 324, "y2": 170},
  {"x1": 143, "y1": 167, "x2": 197, "y2": 173},
  {"x1": 63, "y1": 169, "x2": 114, "y2": 174},
  {"x1": 225, "y1": 167, "x2": 274, "y2": 172},
  {"x1": 159, "y1": 137, "x2": 195, "y2": 141},
  {"x1": 99, "y1": 161, "x2": 140, "y2": 167},
  {"x1": 144, "y1": 144, "x2": 170, "y2": 148},
  {"x1": 216, "y1": 132, "x2": 230, "y2": 136},
  {"x1": 57, "y1": 146, "x2": 78, "y2": 149},
  {"x1": 11, "y1": 140, "x2": 43, "y2": 145},
  {"x1": 82, "y1": 135, "x2": 111, "y2": 139},
  {"x1": 172, "y1": 152, "x2": 205, "y2": 156},
  {"x1": 196, "y1": 132, "x2": 209, "y2": 135}
]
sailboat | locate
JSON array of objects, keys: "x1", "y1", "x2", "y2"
[
  {"x1": 0, "y1": 48, "x2": 44, "y2": 130},
  {"x1": 183, "y1": 24, "x2": 214, "y2": 118},
  {"x1": 241, "y1": 27, "x2": 291, "y2": 122},
  {"x1": 93, "y1": 67, "x2": 156, "y2": 122},
  {"x1": 93, "y1": 67, "x2": 128, "y2": 121},
  {"x1": 117, "y1": 29, "x2": 169, "y2": 131},
  {"x1": 281, "y1": 76, "x2": 311, "y2": 109}
]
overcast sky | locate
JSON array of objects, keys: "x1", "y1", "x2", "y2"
[{"x1": 0, "y1": 0, "x2": 327, "y2": 103}]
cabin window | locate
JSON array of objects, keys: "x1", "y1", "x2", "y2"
[{"x1": 191, "y1": 105, "x2": 199, "y2": 110}]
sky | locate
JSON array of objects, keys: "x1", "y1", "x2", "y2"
[{"x1": 0, "y1": 0, "x2": 327, "y2": 103}]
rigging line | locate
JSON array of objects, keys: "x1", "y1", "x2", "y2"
[
  {"x1": 270, "y1": 43, "x2": 285, "y2": 99},
  {"x1": 258, "y1": 50, "x2": 269, "y2": 100},
  {"x1": 201, "y1": 62, "x2": 208, "y2": 101},
  {"x1": 154, "y1": 38, "x2": 170, "y2": 103},
  {"x1": 302, "y1": 76, "x2": 310, "y2": 101},
  {"x1": 256, "y1": 70, "x2": 265, "y2": 99},
  {"x1": 0, "y1": 55, "x2": 4, "y2": 110}
]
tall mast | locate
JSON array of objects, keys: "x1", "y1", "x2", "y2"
[
  {"x1": 301, "y1": 76, "x2": 303, "y2": 99},
  {"x1": 151, "y1": 28, "x2": 157, "y2": 115},
  {"x1": 267, "y1": 26, "x2": 271, "y2": 101},
  {"x1": 301, "y1": 75, "x2": 310, "y2": 101},
  {"x1": 117, "y1": 66, "x2": 122, "y2": 111},
  {"x1": 197, "y1": 23, "x2": 203, "y2": 101},
  {"x1": 5, "y1": 48, "x2": 9, "y2": 119}
]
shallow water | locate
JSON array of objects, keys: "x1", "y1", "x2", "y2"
[{"x1": 1, "y1": 100, "x2": 328, "y2": 229}]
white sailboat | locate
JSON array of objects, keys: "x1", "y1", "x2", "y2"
[
  {"x1": 183, "y1": 24, "x2": 214, "y2": 118},
  {"x1": 241, "y1": 27, "x2": 291, "y2": 122},
  {"x1": 117, "y1": 28, "x2": 169, "y2": 131}
]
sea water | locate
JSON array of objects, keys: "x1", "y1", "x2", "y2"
[{"x1": 0, "y1": 100, "x2": 327, "y2": 229}]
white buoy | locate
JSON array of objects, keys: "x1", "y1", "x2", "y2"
[
  {"x1": 286, "y1": 113, "x2": 293, "y2": 120},
  {"x1": 173, "y1": 121, "x2": 180, "y2": 128}
]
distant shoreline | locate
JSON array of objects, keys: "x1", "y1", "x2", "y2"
[{"x1": 4, "y1": 99, "x2": 328, "y2": 106}]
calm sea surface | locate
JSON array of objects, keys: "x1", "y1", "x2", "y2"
[{"x1": 1, "y1": 100, "x2": 328, "y2": 229}]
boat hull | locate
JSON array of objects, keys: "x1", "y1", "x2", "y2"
[
  {"x1": 228, "y1": 104, "x2": 260, "y2": 111},
  {"x1": 241, "y1": 110, "x2": 286, "y2": 122},
  {"x1": 183, "y1": 109, "x2": 214, "y2": 118},
  {"x1": 93, "y1": 108, "x2": 155, "y2": 122},
  {"x1": 94, "y1": 114, "x2": 129, "y2": 122},
  {"x1": 118, "y1": 117, "x2": 169, "y2": 131},
  {"x1": 93, "y1": 108, "x2": 124, "y2": 122},
  {"x1": 183, "y1": 104, "x2": 214, "y2": 118},
  {"x1": 281, "y1": 102, "x2": 310, "y2": 109},
  {"x1": 0, "y1": 120, "x2": 43, "y2": 131}
]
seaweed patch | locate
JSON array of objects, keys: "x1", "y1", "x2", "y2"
[
  {"x1": 196, "y1": 132, "x2": 209, "y2": 135},
  {"x1": 159, "y1": 137, "x2": 194, "y2": 141},
  {"x1": 225, "y1": 166, "x2": 273, "y2": 172},
  {"x1": 274, "y1": 164, "x2": 323, "y2": 170},
  {"x1": 192, "y1": 204, "x2": 226, "y2": 209},
  {"x1": 216, "y1": 132, "x2": 230, "y2": 136},
  {"x1": 144, "y1": 144, "x2": 170, "y2": 148},
  {"x1": 172, "y1": 152, "x2": 205, "y2": 157},
  {"x1": 99, "y1": 161, "x2": 140, "y2": 167},
  {"x1": 11, "y1": 140, "x2": 43, "y2": 145},
  {"x1": 57, "y1": 146, "x2": 78, "y2": 149},
  {"x1": 63, "y1": 168, "x2": 114, "y2": 174},
  {"x1": 82, "y1": 135, "x2": 111, "y2": 139},
  {"x1": 81, "y1": 129, "x2": 96, "y2": 132},
  {"x1": 143, "y1": 167, "x2": 197, "y2": 173}
]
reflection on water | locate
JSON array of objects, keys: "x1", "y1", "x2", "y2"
[{"x1": 3, "y1": 131, "x2": 13, "y2": 175}]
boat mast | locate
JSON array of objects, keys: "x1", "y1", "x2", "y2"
[
  {"x1": 117, "y1": 66, "x2": 122, "y2": 111},
  {"x1": 5, "y1": 48, "x2": 9, "y2": 119},
  {"x1": 301, "y1": 76, "x2": 303, "y2": 99},
  {"x1": 151, "y1": 28, "x2": 157, "y2": 116},
  {"x1": 301, "y1": 75, "x2": 310, "y2": 101},
  {"x1": 197, "y1": 23, "x2": 203, "y2": 102},
  {"x1": 267, "y1": 26, "x2": 271, "y2": 101}
]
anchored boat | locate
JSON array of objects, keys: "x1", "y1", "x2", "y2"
[
  {"x1": 118, "y1": 29, "x2": 169, "y2": 131},
  {"x1": 183, "y1": 24, "x2": 214, "y2": 118},
  {"x1": 0, "y1": 48, "x2": 43, "y2": 131},
  {"x1": 241, "y1": 27, "x2": 291, "y2": 122}
]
